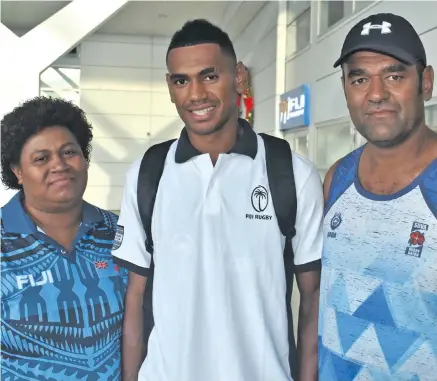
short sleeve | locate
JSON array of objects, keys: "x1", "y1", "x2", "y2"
[
  {"x1": 291, "y1": 154, "x2": 324, "y2": 273},
  {"x1": 112, "y1": 159, "x2": 151, "y2": 276}
]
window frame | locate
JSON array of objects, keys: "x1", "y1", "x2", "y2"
[
  {"x1": 317, "y1": 0, "x2": 376, "y2": 37},
  {"x1": 284, "y1": 128, "x2": 310, "y2": 158},
  {"x1": 314, "y1": 116, "x2": 355, "y2": 171},
  {"x1": 285, "y1": 1, "x2": 312, "y2": 59}
]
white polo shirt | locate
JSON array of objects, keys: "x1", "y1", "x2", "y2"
[{"x1": 112, "y1": 122, "x2": 323, "y2": 381}]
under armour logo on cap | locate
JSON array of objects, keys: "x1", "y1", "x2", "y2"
[
  {"x1": 361, "y1": 21, "x2": 392, "y2": 35},
  {"x1": 333, "y1": 13, "x2": 426, "y2": 68}
]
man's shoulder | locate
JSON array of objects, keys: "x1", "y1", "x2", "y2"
[
  {"x1": 327, "y1": 145, "x2": 364, "y2": 182},
  {"x1": 286, "y1": 148, "x2": 320, "y2": 189}
]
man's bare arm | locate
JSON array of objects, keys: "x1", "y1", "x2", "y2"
[
  {"x1": 323, "y1": 160, "x2": 339, "y2": 202},
  {"x1": 123, "y1": 271, "x2": 147, "y2": 381},
  {"x1": 296, "y1": 268, "x2": 321, "y2": 381}
]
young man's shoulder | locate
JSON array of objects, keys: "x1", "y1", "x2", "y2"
[
  {"x1": 290, "y1": 150, "x2": 317, "y2": 175},
  {"x1": 128, "y1": 139, "x2": 179, "y2": 174},
  {"x1": 289, "y1": 151, "x2": 323, "y2": 204}
]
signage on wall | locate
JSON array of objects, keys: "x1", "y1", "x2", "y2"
[{"x1": 279, "y1": 84, "x2": 310, "y2": 131}]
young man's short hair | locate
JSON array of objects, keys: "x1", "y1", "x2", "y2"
[{"x1": 166, "y1": 19, "x2": 236, "y2": 63}]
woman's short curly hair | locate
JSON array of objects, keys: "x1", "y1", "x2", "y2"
[{"x1": 1, "y1": 96, "x2": 93, "y2": 190}]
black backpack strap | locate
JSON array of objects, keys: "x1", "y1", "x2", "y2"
[
  {"x1": 259, "y1": 132, "x2": 298, "y2": 379},
  {"x1": 137, "y1": 138, "x2": 175, "y2": 351},
  {"x1": 259, "y1": 133, "x2": 297, "y2": 238},
  {"x1": 137, "y1": 139, "x2": 176, "y2": 254}
]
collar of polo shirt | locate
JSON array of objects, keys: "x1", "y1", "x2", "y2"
[
  {"x1": 2, "y1": 191, "x2": 103, "y2": 234},
  {"x1": 174, "y1": 118, "x2": 258, "y2": 163}
]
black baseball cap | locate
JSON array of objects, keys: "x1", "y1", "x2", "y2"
[{"x1": 334, "y1": 13, "x2": 426, "y2": 68}]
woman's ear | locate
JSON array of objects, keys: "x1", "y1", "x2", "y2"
[{"x1": 11, "y1": 164, "x2": 23, "y2": 185}]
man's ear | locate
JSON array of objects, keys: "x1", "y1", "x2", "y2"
[
  {"x1": 166, "y1": 73, "x2": 175, "y2": 103},
  {"x1": 422, "y1": 65, "x2": 434, "y2": 101},
  {"x1": 341, "y1": 75, "x2": 348, "y2": 99},
  {"x1": 11, "y1": 164, "x2": 23, "y2": 185},
  {"x1": 341, "y1": 66, "x2": 348, "y2": 100},
  {"x1": 236, "y1": 61, "x2": 248, "y2": 95}
]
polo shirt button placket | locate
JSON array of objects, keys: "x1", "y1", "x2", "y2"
[{"x1": 204, "y1": 169, "x2": 222, "y2": 215}]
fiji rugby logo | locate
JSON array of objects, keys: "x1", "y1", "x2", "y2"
[
  {"x1": 246, "y1": 185, "x2": 272, "y2": 221},
  {"x1": 251, "y1": 185, "x2": 269, "y2": 213}
]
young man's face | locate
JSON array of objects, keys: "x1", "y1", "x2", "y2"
[{"x1": 166, "y1": 43, "x2": 246, "y2": 136}]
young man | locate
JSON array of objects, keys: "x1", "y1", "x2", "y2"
[
  {"x1": 113, "y1": 19, "x2": 323, "y2": 381},
  {"x1": 319, "y1": 13, "x2": 437, "y2": 380}
]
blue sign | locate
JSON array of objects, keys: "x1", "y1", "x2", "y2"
[{"x1": 279, "y1": 84, "x2": 310, "y2": 131}]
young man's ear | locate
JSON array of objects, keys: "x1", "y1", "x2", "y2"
[
  {"x1": 422, "y1": 65, "x2": 434, "y2": 101},
  {"x1": 166, "y1": 73, "x2": 175, "y2": 103},
  {"x1": 236, "y1": 62, "x2": 248, "y2": 95},
  {"x1": 11, "y1": 165, "x2": 23, "y2": 185}
]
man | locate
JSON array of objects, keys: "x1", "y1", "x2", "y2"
[
  {"x1": 319, "y1": 13, "x2": 437, "y2": 380},
  {"x1": 112, "y1": 19, "x2": 323, "y2": 381}
]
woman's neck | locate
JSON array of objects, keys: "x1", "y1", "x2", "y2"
[{"x1": 24, "y1": 198, "x2": 83, "y2": 231}]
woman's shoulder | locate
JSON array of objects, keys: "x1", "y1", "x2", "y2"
[{"x1": 84, "y1": 202, "x2": 119, "y2": 231}]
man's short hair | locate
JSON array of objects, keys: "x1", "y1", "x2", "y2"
[{"x1": 166, "y1": 19, "x2": 236, "y2": 63}]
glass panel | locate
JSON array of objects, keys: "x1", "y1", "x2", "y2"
[
  {"x1": 327, "y1": 1, "x2": 344, "y2": 26},
  {"x1": 296, "y1": 8, "x2": 311, "y2": 52},
  {"x1": 319, "y1": 0, "x2": 353, "y2": 34},
  {"x1": 286, "y1": 7, "x2": 311, "y2": 57},
  {"x1": 287, "y1": 133, "x2": 309, "y2": 158},
  {"x1": 316, "y1": 122, "x2": 353, "y2": 169},
  {"x1": 295, "y1": 134, "x2": 309, "y2": 158},
  {"x1": 287, "y1": 0, "x2": 310, "y2": 25}
]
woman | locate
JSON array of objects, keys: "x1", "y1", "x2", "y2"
[{"x1": 1, "y1": 96, "x2": 127, "y2": 381}]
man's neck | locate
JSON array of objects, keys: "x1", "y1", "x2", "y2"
[
  {"x1": 187, "y1": 117, "x2": 240, "y2": 164},
  {"x1": 364, "y1": 125, "x2": 431, "y2": 171}
]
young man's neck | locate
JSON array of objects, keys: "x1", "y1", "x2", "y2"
[{"x1": 187, "y1": 116, "x2": 240, "y2": 164}]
